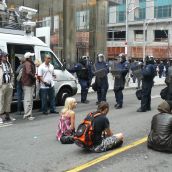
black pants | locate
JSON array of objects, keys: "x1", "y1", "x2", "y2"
[
  {"x1": 141, "y1": 81, "x2": 153, "y2": 110},
  {"x1": 114, "y1": 89, "x2": 123, "y2": 106}
]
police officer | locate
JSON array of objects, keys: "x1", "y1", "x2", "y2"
[
  {"x1": 113, "y1": 54, "x2": 129, "y2": 109},
  {"x1": 137, "y1": 56, "x2": 156, "y2": 112},
  {"x1": 70, "y1": 56, "x2": 92, "y2": 103},
  {"x1": 93, "y1": 53, "x2": 109, "y2": 104}
]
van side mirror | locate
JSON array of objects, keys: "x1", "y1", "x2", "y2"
[{"x1": 61, "y1": 65, "x2": 66, "y2": 71}]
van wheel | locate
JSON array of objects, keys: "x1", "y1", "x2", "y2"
[{"x1": 57, "y1": 88, "x2": 71, "y2": 106}]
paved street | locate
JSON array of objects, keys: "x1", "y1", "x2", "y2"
[{"x1": 0, "y1": 85, "x2": 172, "y2": 172}]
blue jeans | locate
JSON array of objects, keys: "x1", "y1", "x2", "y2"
[
  {"x1": 40, "y1": 87, "x2": 56, "y2": 113},
  {"x1": 17, "y1": 81, "x2": 23, "y2": 112}
]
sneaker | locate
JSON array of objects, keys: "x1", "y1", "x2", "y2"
[
  {"x1": 5, "y1": 116, "x2": 16, "y2": 122},
  {"x1": 0, "y1": 118, "x2": 3, "y2": 124},
  {"x1": 137, "y1": 108, "x2": 147, "y2": 112},
  {"x1": 114, "y1": 104, "x2": 118, "y2": 108},
  {"x1": 81, "y1": 100, "x2": 89, "y2": 104},
  {"x1": 115, "y1": 104, "x2": 122, "y2": 109},
  {"x1": 27, "y1": 116, "x2": 35, "y2": 120}
]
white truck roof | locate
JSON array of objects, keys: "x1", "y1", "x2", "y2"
[{"x1": 0, "y1": 29, "x2": 47, "y2": 47}]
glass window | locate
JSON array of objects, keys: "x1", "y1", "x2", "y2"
[
  {"x1": 134, "y1": 30, "x2": 143, "y2": 41},
  {"x1": 107, "y1": 32, "x2": 113, "y2": 41},
  {"x1": 117, "y1": 11, "x2": 125, "y2": 23},
  {"x1": 154, "y1": 30, "x2": 168, "y2": 42},
  {"x1": 40, "y1": 51, "x2": 61, "y2": 70},
  {"x1": 114, "y1": 31, "x2": 126, "y2": 41},
  {"x1": 155, "y1": 5, "x2": 171, "y2": 18}
]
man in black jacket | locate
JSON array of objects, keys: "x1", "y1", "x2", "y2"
[{"x1": 147, "y1": 101, "x2": 172, "y2": 152}]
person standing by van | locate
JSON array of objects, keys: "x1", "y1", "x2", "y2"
[
  {"x1": 15, "y1": 56, "x2": 25, "y2": 115},
  {"x1": 0, "y1": 51, "x2": 14, "y2": 123},
  {"x1": 21, "y1": 52, "x2": 36, "y2": 120},
  {"x1": 38, "y1": 54, "x2": 57, "y2": 115}
]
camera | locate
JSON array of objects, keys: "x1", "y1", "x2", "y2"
[{"x1": 44, "y1": 82, "x2": 51, "y2": 88}]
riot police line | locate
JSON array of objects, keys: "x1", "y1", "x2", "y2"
[{"x1": 68, "y1": 53, "x2": 161, "y2": 112}]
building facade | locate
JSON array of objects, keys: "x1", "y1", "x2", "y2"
[{"x1": 108, "y1": 0, "x2": 172, "y2": 59}]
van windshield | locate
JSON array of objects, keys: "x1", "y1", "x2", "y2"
[{"x1": 40, "y1": 51, "x2": 62, "y2": 70}]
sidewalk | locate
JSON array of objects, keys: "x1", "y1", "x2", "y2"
[{"x1": 77, "y1": 74, "x2": 166, "y2": 94}]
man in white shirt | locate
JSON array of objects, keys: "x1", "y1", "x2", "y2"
[{"x1": 38, "y1": 54, "x2": 57, "y2": 115}]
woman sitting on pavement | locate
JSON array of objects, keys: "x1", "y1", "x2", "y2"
[
  {"x1": 147, "y1": 100, "x2": 172, "y2": 152},
  {"x1": 90, "y1": 102, "x2": 123, "y2": 152},
  {"x1": 56, "y1": 97, "x2": 77, "y2": 144}
]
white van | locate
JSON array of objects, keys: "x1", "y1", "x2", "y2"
[{"x1": 0, "y1": 28, "x2": 77, "y2": 106}]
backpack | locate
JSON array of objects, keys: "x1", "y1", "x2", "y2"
[{"x1": 74, "y1": 112, "x2": 101, "y2": 148}]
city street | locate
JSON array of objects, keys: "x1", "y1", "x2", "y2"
[{"x1": 0, "y1": 85, "x2": 172, "y2": 172}]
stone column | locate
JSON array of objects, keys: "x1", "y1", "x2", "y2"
[
  {"x1": 89, "y1": 0, "x2": 108, "y2": 61},
  {"x1": 63, "y1": 0, "x2": 76, "y2": 66}
]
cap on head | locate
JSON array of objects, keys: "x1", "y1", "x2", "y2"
[
  {"x1": 1, "y1": 51, "x2": 8, "y2": 57},
  {"x1": 24, "y1": 52, "x2": 35, "y2": 59}
]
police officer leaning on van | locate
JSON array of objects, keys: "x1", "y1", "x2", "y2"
[
  {"x1": 69, "y1": 56, "x2": 92, "y2": 103},
  {"x1": 0, "y1": 50, "x2": 14, "y2": 123},
  {"x1": 114, "y1": 54, "x2": 129, "y2": 109},
  {"x1": 137, "y1": 56, "x2": 156, "y2": 112}
]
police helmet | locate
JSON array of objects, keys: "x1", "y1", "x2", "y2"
[
  {"x1": 118, "y1": 53, "x2": 126, "y2": 63},
  {"x1": 97, "y1": 53, "x2": 105, "y2": 62},
  {"x1": 145, "y1": 55, "x2": 154, "y2": 65},
  {"x1": 79, "y1": 56, "x2": 88, "y2": 65}
]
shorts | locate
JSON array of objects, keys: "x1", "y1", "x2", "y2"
[{"x1": 92, "y1": 136, "x2": 123, "y2": 153}]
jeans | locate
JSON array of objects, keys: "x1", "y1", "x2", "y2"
[
  {"x1": 41, "y1": 87, "x2": 56, "y2": 113},
  {"x1": 16, "y1": 81, "x2": 23, "y2": 112}
]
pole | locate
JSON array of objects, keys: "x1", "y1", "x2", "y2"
[
  {"x1": 143, "y1": 20, "x2": 146, "y2": 62},
  {"x1": 125, "y1": 0, "x2": 128, "y2": 58}
]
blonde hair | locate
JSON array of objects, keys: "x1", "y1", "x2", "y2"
[{"x1": 61, "y1": 97, "x2": 76, "y2": 115}]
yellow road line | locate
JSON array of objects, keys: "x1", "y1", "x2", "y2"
[{"x1": 66, "y1": 137, "x2": 148, "y2": 172}]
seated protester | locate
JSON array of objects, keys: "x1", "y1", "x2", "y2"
[
  {"x1": 91, "y1": 102, "x2": 123, "y2": 152},
  {"x1": 147, "y1": 101, "x2": 172, "y2": 152},
  {"x1": 56, "y1": 97, "x2": 77, "y2": 144}
]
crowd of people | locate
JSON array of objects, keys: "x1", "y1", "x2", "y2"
[
  {"x1": 0, "y1": 49, "x2": 57, "y2": 123},
  {"x1": 1, "y1": 48, "x2": 172, "y2": 153}
]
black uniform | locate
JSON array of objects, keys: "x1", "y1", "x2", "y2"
[
  {"x1": 113, "y1": 56, "x2": 129, "y2": 109},
  {"x1": 137, "y1": 57, "x2": 156, "y2": 112},
  {"x1": 69, "y1": 56, "x2": 92, "y2": 103}
]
